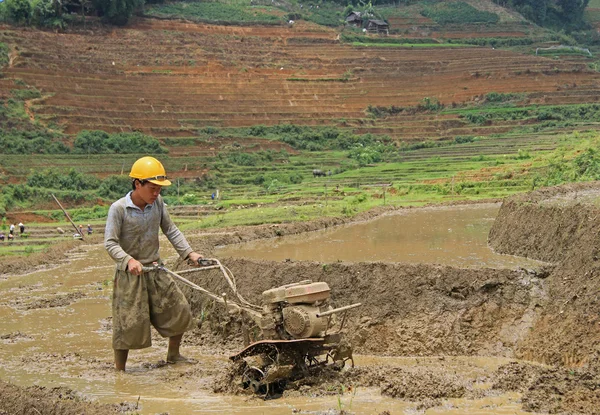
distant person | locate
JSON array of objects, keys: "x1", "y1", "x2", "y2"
[
  {"x1": 7, "y1": 233, "x2": 13, "y2": 242},
  {"x1": 211, "y1": 192, "x2": 215, "y2": 200},
  {"x1": 18, "y1": 222, "x2": 24, "y2": 234},
  {"x1": 87, "y1": 224, "x2": 93, "y2": 235},
  {"x1": 0, "y1": 233, "x2": 4, "y2": 241},
  {"x1": 79, "y1": 224, "x2": 84, "y2": 236},
  {"x1": 9, "y1": 223, "x2": 14, "y2": 236}
]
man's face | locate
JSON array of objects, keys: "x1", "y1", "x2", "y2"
[{"x1": 137, "y1": 181, "x2": 163, "y2": 205}]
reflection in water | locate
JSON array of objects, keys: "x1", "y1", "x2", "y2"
[{"x1": 217, "y1": 204, "x2": 542, "y2": 269}]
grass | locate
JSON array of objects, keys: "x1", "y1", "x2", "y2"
[
  {"x1": 145, "y1": 0, "x2": 284, "y2": 25},
  {"x1": 165, "y1": 129, "x2": 600, "y2": 230},
  {"x1": 351, "y1": 42, "x2": 473, "y2": 48},
  {"x1": 0, "y1": 243, "x2": 49, "y2": 256}
]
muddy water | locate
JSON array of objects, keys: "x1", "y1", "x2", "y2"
[
  {"x1": 217, "y1": 204, "x2": 543, "y2": 269},
  {"x1": 0, "y1": 242, "x2": 538, "y2": 414}
]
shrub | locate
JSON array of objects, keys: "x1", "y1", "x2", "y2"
[
  {"x1": 31, "y1": 0, "x2": 65, "y2": 29},
  {"x1": 0, "y1": 128, "x2": 70, "y2": 154},
  {"x1": 27, "y1": 168, "x2": 100, "y2": 191},
  {"x1": 11, "y1": 88, "x2": 42, "y2": 100},
  {"x1": 421, "y1": 2, "x2": 499, "y2": 24},
  {"x1": 74, "y1": 130, "x2": 167, "y2": 154},
  {"x1": 5, "y1": 0, "x2": 32, "y2": 24},
  {"x1": 93, "y1": 0, "x2": 143, "y2": 25},
  {"x1": 98, "y1": 175, "x2": 131, "y2": 199}
]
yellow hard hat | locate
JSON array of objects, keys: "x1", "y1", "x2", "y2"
[{"x1": 129, "y1": 156, "x2": 172, "y2": 186}]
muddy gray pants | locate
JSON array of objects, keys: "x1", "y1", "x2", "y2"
[{"x1": 112, "y1": 268, "x2": 195, "y2": 350}]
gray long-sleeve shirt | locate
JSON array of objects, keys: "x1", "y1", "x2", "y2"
[{"x1": 104, "y1": 192, "x2": 193, "y2": 271}]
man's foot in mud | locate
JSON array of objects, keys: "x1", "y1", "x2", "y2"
[{"x1": 166, "y1": 354, "x2": 198, "y2": 365}]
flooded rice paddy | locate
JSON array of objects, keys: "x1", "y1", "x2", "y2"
[
  {"x1": 0, "y1": 204, "x2": 546, "y2": 413},
  {"x1": 217, "y1": 204, "x2": 542, "y2": 269}
]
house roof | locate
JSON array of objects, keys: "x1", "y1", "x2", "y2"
[{"x1": 367, "y1": 19, "x2": 389, "y2": 27}]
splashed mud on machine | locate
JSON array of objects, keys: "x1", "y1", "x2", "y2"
[{"x1": 143, "y1": 259, "x2": 362, "y2": 398}]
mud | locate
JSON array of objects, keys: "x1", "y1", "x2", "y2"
[
  {"x1": 182, "y1": 259, "x2": 551, "y2": 357},
  {"x1": 0, "y1": 331, "x2": 33, "y2": 343},
  {"x1": 489, "y1": 182, "x2": 600, "y2": 372},
  {"x1": 493, "y1": 362, "x2": 600, "y2": 414},
  {"x1": 0, "y1": 238, "x2": 97, "y2": 276},
  {"x1": 0, "y1": 380, "x2": 132, "y2": 415},
  {"x1": 8, "y1": 291, "x2": 87, "y2": 310},
  {"x1": 2, "y1": 191, "x2": 600, "y2": 414}
]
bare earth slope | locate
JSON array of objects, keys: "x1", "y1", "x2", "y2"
[
  {"x1": 489, "y1": 182, "x2": 600, "y2": 371},
  {"x1": 2, "y1": 18, "x2": 599, "y2": 140}
]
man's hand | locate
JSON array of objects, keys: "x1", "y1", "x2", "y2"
[
  {"x1": 127, "y1": 258, "x2": 143, "y2": 276},
  {"x1": 187, "y1": 252, "x2": 204, "y2": 266}
]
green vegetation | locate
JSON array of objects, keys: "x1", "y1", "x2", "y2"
[
  {"x1": 492, "y1": 0, "x2": 589, "y2": 31},
  {"x1": 146, "y1": 1, "x2": 282, "y2": 25},
  {"x1": 421, "y1": 2, "x2": 499, "y2": 24},
  {"x1": 73, "y1": 130, "x2": 168, "y2": 154},
  {"x1": 366, "y1": 97, "x2": 445, "y2": 118},
  {"x1": 341, "y1": 33, "x2": 439, "y2": 44},
  {"x1": 351, "y1": 41, "x2": 471, "y2": 48}
]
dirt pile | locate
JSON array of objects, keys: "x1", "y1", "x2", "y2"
[
  {"x1": 493, "y1": 362, "x2": 600, "y2": 414},
  {"x1": 0, "y1": 380, "x2": 135, "y2": 415},
  {"x1": 489, "y1": 182, "x2": 600, "y2": 371},
  {"x1": 183, "y1": 259, "x2": 549, "y2": 357}
]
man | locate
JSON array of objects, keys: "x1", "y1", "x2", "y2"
[
  {"x1": 9, "y1": 223, "x2": 14, "y2": 236},
  {"x1": 104, "y1": 156, "x2": 203, "y2": 371}
]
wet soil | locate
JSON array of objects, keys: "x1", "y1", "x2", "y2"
[
  {"x1": 0, "y1": 236, "x2": 102, "y2": 276},
  {"x1": 0, "y1": 379, "x2": 132, "y2": 415},
  {"x1": 8, "y1": 291, "x2": 87, "y2": 310},
  {"x1": 2, "y1": 190, "x2": 600, "y2": 414},
  {"x1": 489, "y1": 181, "x2": 600, "y2": 373},
  {"x1": 494, "y1": 362, "x2": 600, "y2": 414}
]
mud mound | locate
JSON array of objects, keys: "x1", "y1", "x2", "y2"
[
  {"x1": 489, "y1": 182, "x2": 600, "y2": 370},
  {"x1": 184, "y1": 258, "x2": 548, "y2": 357},
  {"x1": 0, "y1": 239, "x2": 88, "y2": 276},
  {"x1": 214, "y1": 360, "x2": 468, "y2": 405},
  {"x1": 493, "y1": 362, "x2": 600, "y2": 414},
  {"x1": 345, "y1": 366, "x2": 466, "y2": 401},
  {"x1": 0, "y1": 380, "x2": 134, "y2": 415},
  {"x1": 10, "y1": 291, "x2": 86, "y2": 310}
]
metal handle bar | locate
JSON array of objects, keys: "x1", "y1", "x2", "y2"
[{"x1": 141, "y1": 262, "x2": 262, "y2": 318}]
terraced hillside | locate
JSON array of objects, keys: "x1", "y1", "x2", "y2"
[{"x1": 1, "y1": 18, "x2": 599, "y2": 142}]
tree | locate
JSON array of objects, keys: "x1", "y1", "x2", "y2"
[
  {"x1": 92, "y1": 0, "x2": 144, "y2": 25},
  {"x1": 5, "y1": 0, "x2": 33, "y2": 24},
  {"x1": 556, "y1": 0, "x2": 589, "y2": 22}
]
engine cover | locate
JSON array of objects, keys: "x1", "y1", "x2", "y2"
[{"x1": 282, "y1": 305, "x2": 328, "y2": 338}]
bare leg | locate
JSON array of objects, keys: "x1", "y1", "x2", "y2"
[
  {"x1": 167, "y1": 334, "x2": 196, "y2": 364},
  {"x1": 114, "y1": 349, "x2": 129, "y2": 371},
  {"x1": 167, "y1": 333, "x2": 183, "y2": 362}
]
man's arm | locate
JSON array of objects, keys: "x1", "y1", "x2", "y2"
[
  {"x1": 159, "y1": 197, "x2": 196, "y2": 261},
  {"x1": 104, "y1": 203, "x2": 134, "y2": 271}
]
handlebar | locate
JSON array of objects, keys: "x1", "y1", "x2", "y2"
[{"x1": 141, "y1": 258, "x2": 218, "y2": 273}]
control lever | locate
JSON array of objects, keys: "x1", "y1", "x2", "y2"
[{"x1": 188, "y1": 258, "x2": 219, "y2": 267}]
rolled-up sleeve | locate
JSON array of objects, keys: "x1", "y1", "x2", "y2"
[
  {"x1": 160, "y1": 199, "x2": 193, "y2": 260},
  {"x1": 104, "y1": 203, "x2": 133, "y2": 271}
]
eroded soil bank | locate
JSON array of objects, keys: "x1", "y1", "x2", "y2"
[
  {"x1": 489, "y1": 182, "x2": 600, "y2": 373},
  {"x1": 1, "y1": 191, "x2": 600, "y2": 414}
]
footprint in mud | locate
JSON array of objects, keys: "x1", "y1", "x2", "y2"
[
  {"x1": 0, "y1": 331, "x2": 33, "y2": 343},
  {"x1": 137, "y1": 360, "x2": 171, "y2": 370},
  {"x1": 10, "y1": 291, "x2": 87, "y2": 310}
]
